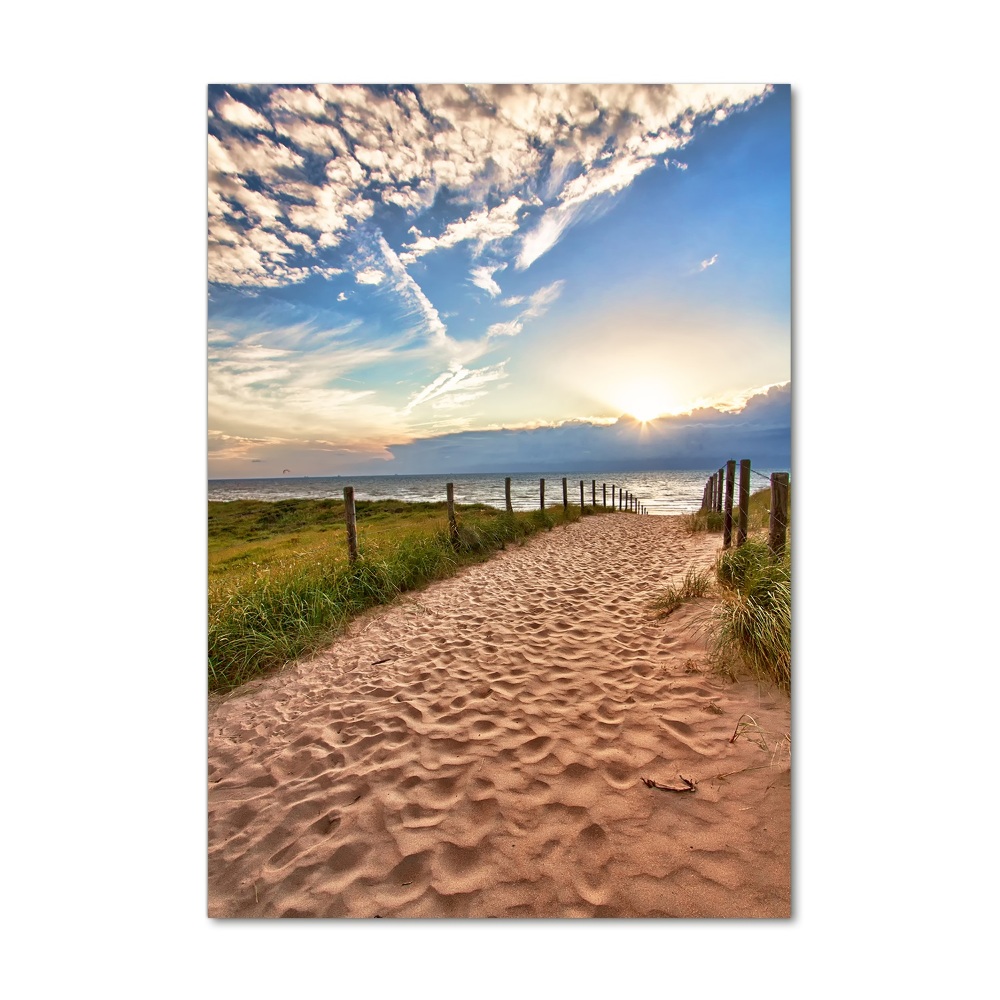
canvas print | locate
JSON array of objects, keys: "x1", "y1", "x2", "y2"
[{"x1": 208, "y1": 83, "x2": 791, "y2": 917}]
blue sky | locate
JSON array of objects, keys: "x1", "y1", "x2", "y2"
[{"x1": 208, "y1": 84, "x2": 790, "y2": 477}]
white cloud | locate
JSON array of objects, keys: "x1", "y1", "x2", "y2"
[
  {"x1": 337, "y1": 291, "x2": 348, "y2": 301},
  {"x1": 404, "y1": 361, "x2": 508, "y2": 412},
  {"x1": 700, "y1": 254, "x2": 719, "y2": 270},
  {"x1": 486, "y1": 319, "x2": 523, "y2": 338},
  {"x1": 215, "y1": 94, "x2": 272, "y2": 131},
  {"x1": 521, "y1": 280, "x2": 565, "y2": 319},
  {"x1": 355, "y1": 268, "x2": 385, "y2": 285},
  {"x1": 400, "y1": 196, "x2": 528, "y2": 262},
  {"x1": 470, "y1": 263, "x2": 506, "y2": 297},
  {"x1": 208, "y1": 84, "x2": 773, "y2": 287}
]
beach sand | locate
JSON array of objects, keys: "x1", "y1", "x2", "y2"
[{"x1": 208, "y1": 514, "x2": 790, "y2": 918}]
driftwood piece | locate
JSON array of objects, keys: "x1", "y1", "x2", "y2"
[{"x1": 641, "y1": 775, "x2": 697, "y2": 793}]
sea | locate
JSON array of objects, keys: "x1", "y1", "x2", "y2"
[{"x1": 208, "y1": 468, "x2": 786, "y2": 516}]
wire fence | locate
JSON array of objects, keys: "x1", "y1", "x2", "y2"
[{"x1": 698, "y1": 460, "x2": 790, "y2": 555}]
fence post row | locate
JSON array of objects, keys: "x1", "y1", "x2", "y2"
[
  {"x1": 343, "y1": 473, "x2": 679, "y2": 559},
  {"x1": 768, "y1": 472, "x2": 789, "y2": 557}
]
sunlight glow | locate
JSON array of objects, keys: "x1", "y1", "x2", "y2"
[{"x1": 613, "y1": 380, "x2": 675, "y2": 423}]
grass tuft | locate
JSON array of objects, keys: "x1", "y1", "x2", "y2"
[
  {"x1": 708, "y1": 539, "x2": 790, "y2": 690},
  {"x1": 650, "y1": 566, "x2": 713, "y2": 618}
]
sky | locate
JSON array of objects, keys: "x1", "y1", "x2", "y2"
[{"x1": 208, "y1": 83, "x2": 791, "y2": 477}]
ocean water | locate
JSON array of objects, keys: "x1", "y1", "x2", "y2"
[{"x1": 208, "y1": 467, "x2": 786, "y2": 515}]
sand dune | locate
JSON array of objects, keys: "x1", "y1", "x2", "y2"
[{"x1": 208, "y1": 514, "x2": 790, "y2": 918}]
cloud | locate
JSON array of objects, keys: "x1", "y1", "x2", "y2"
[
  {"x1": 386, "y1": 382, "x2": 791, "y2": 473},
  {"x1": 208, "y1": 84, "x2": 772, "y2": 287},
  {"x1": 215, "y1": 93, "x2": 272, "y2": 132},
  {"x1": 355, "y1": 267, "x2": 385, "y2": 285},
  {"x1": 486, "y1": 319, "x2": 523, "y2": 338},
  {"x1": 400, "y1": 197, "x2": 529, "y2": 263},
  {"x1": 404, "y1": 361, "x2": 509, "y2": 412},
  {"x1": 470, "y1": 263, "x2": 506, "y2": 297},
  {"x1": 700, "y1": 254, "x2": 719, "y2": 270},
  {"x1": 208, "y1": 320, "x2": 402, "y2": 443},
  {"x1": 374, "y1": 235, "x2": 452, "y2": 352},
  {"x1": 337, "y1": 291, "x2": 348, "y2": 301}
]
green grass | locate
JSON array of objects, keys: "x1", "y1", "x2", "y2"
[
  {"x1": 685, "y1": 485, "x2": 789, "y2": 535},
  {"x1": 708, "y1": 539, "x2": 791, "y2": 690},
  {"x1": 649, "y1": 566, "x2": 713, "y2": 618},
  {"x1": 208, "y1": 498, "x2": 601, "y2": 692}
]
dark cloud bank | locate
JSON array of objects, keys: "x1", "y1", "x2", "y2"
[{"x1": 382, "y1": 383, "x2": 790, "y2": 474}]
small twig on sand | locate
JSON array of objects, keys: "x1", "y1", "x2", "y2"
[
  {"x1": 713, "y1": 764, "x2": 773, "y2": 781},
  {"x1": 642, "y1": 775, "x2": 697, "y2": 793}
]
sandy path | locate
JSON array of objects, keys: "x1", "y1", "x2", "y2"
[{"x1": 208, "y1": 514, "x2": 790, "y2": 918}]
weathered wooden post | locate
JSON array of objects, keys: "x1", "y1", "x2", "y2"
[
  {"x1": 562, "y1": 477, "x2": 568, "y2": 512},
  {"x1": 737, "y1": 459, "x2": 750, "y2": 547},
  {"x1": 768, "y1": 472, "x2": 789, "y2": 557},
  {"x1": 540, "y1": 478, "x2": 545, "y2": 511},
  {"x1": 446, "y1": 482, "x2": 459, "y2": 547},
  {"x1": 344, "y1": 486, "x2": 359, "y2": 564},
  {"x1": 611, "y1": 484, "x2": 616, "y2": 509},
  {"x1": 716, "y1": 467, "x2": 724, "y2": 512},
  {"x1": 723, "y1": 459, "x2": 736, "y2": 548},
  {"x1": 603, "y1": 483, "x2": 607, "y2": 508},
  {"x1": 505, "y1": 476, "x2": 513, "y2": 514},
  {"x1": 591, "y1": 479, "x2": 596, "y2": 507},
  {"x1": 579, "y1": 480, "x2": 585, "y2": 510}
]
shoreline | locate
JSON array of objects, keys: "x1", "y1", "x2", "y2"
[{"x1": 208, "y1": 514, "x2": 790, "y2": 918}]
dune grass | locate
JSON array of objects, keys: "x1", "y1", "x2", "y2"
[
  {"x1": 209, "y1": 498, "x2": 600, "y2": 692},
  {"x1": 708, "y1": 538, "x2": 791, "y2": 690},
  {"x1": 649, "y1": 566, "x2": 714, "y2": 618},
  {"x1": 676, "y1": 485, "x2": 792, "y2": 689},
  {"x1": 685, "y1": 485, "x2": 788, "y2": 535}
]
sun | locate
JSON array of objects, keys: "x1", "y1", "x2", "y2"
[{"x1": 617, "y1": 381, "x2": 670, "y2": 423}]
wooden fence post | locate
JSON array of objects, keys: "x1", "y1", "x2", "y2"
[
  {"x1": 723, "y1": 459, "x2": 736, "y2": 548},
  {"x1": 505, "y1": 476, "x2": 513, "y2": 514},
  {"x1": 446, "y1": 482, "x2": 459, "y2": 547},
  {"x1": 344, "y1": 486, "x2": 359, "y2": 564},
  {"x1": 540, "y1": 478, "x2": 545, "y2": 511},
  {"x1": 591, "y1": 479, "x2": 596, "y2": 507},
  {"x1": 562, "y1": 477, "x2": 568, "y2": 512},
  {"x1": 737, "y1": 459, "x2": 750, "y2": 547},
  {"x1": 611, "y1": 484, "x2": 616, "y2": 510},
  {"x1": 768, "y1": 473, "x2": 789, "y2": 557},
  {"x1": 579, "y1": 480, "x2": 585, "y2": 510},
  {"x1": 716, "y1": 467, "x2": 724, "y2": 512},
  {"x1": 603, "y1": 483, "x2": 607, "y2": 508}
]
